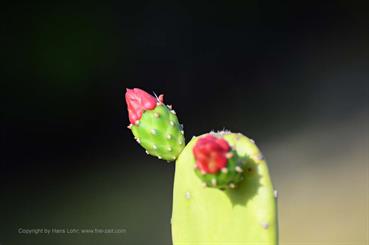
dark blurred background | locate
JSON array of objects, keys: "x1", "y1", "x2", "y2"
[{"x1": 1, "y1": 1, "x2": 368, "y2": 245}]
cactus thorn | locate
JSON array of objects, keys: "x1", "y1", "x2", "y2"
[
  {"x1": 235, "y1": 166, "x2": 243, "y2": 173},
  {"x1": 151, "y1": 129, "x2": 157, "y2": 135},
  {"x1": 179, "y1": 141, "x2": 183, "y2": 145},
  {"x1": 171, "y1": 110, "x2": 176, "y2": 115},
  {"x1": 167, "y1": 134, "x2": 172, "y2": 140},
  {"x1": 168, "y1": 147, "x2": 173, "y2": 152},
  {"x1": 135, "y1": 120, "x2": 140, "y2": 125},
  {"x1": 154, "y1": 112, "x2": 160, "y2": 118},
  {"x1": 181, "y1": 130, "x2": 184, "y2": 135},
  {"x1": 158, "y1": 94, "x2": 164, "y2": 102},
  {"x1": 136, "y1": 138, "x2": 141, "y2": 144},
  {"x1": 170, "y1": 121, "x2": 175, "y2": 126},
  {"x1": 127, "y1": 124, "x2": 132, "y2": 129},
  {"x1": 167, "y1": 104, "x2": 173, "y2": 109},
  {"x1": 152, "y1": 144, "x2": 158, "y2": 150},
  {"x1": 158, "y1": 156, "x2": 162, "y2": 159},
  {"x1": 145, "y1": 150, "x2": 149, "y2": 154}
]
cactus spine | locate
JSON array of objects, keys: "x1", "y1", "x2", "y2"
[{"x1": 125, "y1": 88, "x2": 278, "y2": 245}]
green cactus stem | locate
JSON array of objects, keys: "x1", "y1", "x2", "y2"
[
  {"x1": 125, "y1": 88, "x2": 185, "y2": 161},
  {"x1": 130, "y1": 104, "x2": 185, "y2": 161},
  {"x1": 171, "y1": 131, "x2": 278, "y2": 245}
]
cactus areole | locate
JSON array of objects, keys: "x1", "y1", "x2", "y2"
[{"x1": 124, "y1": 88, "x2": 278, "y2": 245}]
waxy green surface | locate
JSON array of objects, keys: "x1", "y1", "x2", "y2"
[
  {"x1": 172, "y1": 133, "x2": 278, "y2": 245},
  {"x1": 131, "y1": 105, "x2": 185, "y2": 161}
]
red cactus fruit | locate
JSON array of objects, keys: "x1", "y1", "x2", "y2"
[{"x1": 193, "y1": 135, "x2": 230, "y2": 174}]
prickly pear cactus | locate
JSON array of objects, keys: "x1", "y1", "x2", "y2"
[
  {"x1": 172, "y1": 132, "x2": 278, "y2": 245},
  {"x1": 124, "y1": 88, "x2": 278, "y2": 245}
]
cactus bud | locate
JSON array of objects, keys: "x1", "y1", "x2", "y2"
[
  {"x1": 193, "y1": 135, "x2": 230, "y2": 174},
  {"x1": 125, "y1": 88, "x2": 185, "y2": 161},
  {"x1": 125, "y1": 88, "x2": 158, "y2": 124},
  {"x1": 193, "y1": 134, "x2": 248, "y2": 189}
]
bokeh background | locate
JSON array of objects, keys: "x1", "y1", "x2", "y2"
[{"x1": 1, "y1": 1, "x2": 368, "y2": 245}]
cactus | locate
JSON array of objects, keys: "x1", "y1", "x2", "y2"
[{"x1": 125, "y1": 88, "x2": 278, "y2": 245}]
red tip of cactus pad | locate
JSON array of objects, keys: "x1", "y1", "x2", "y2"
[
  {"x1": 125, "y1": 88, "x2": 158, "y2": 124},
  {"x1": 193, "y1": 135, "x2": 230, "y2": 174}
]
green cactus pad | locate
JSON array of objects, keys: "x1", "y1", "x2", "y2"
[
  {"x1": 172, "y1": 132, "x2": 278, "y2": 245},
  {"x1": 130, "y1": 104, "x2": 185, "y2": 161}
]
